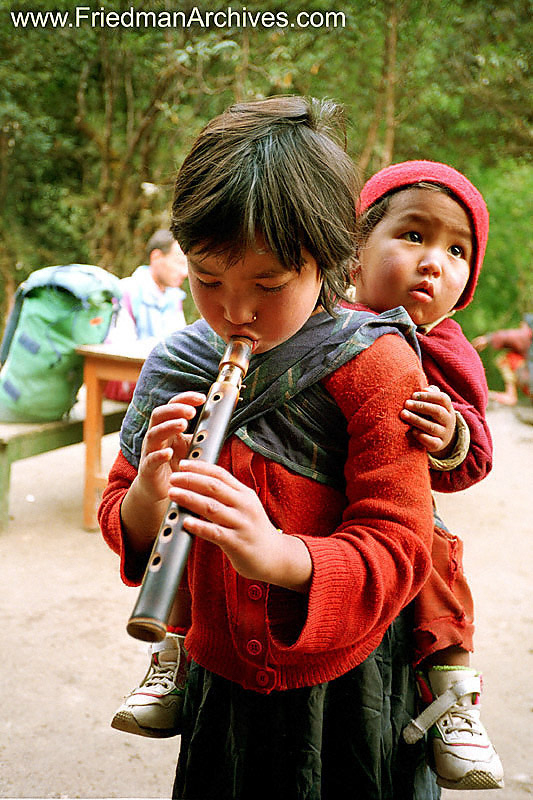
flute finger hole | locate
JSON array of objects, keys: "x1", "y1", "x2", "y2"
[
  {"x1": 190, "y1": 449, "x2": 202, "y2": 459},
  {"x1": 149, "y1": 554, "x2": 162, "y2": 571}
]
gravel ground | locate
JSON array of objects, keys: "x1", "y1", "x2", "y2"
[{"x1": 1, "y1": 404, "x2": 531, "y2": 799}]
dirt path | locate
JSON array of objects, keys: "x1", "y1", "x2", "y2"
[
  {"x1": 0, "y1": 405, "x2": 531, "y2": 798},
  {"x1": 435, "y1": 404, "x2": 533, "y2": 799}
]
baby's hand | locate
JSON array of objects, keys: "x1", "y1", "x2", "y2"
[
  {"x1": 400, "y1": 385, "x2": 456, "y2": 457},
  {"x1": 137, "y1": 391, "x2": 206, "y2": 502}
]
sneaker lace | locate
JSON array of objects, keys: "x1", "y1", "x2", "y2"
[
  {"x1": 442, "y1": 705, "x2": 482, "y2": 737},
  {"x1": 141, "y1": 660, "x2": 177, "y2": 691}
]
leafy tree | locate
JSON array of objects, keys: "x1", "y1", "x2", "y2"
[
  {"x1": 456, "y1": 160, "x2": 533, "y2": 338},
  {"x1": 0, "y1": 0, "x2": 531, "y2": 356}
]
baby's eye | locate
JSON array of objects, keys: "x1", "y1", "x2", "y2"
[
  {"x1": 402, "y1": 231, "x2": 422, "y2": 243},
  {"x1": 449, "y1": 244, "x2": 465, "y2": 258}
]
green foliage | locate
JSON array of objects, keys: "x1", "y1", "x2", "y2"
[
  {"x1": 454, "y1": 160, "x2": 533, "y2": 388},
  {"x1": 0, "y1": 0, "x2": 531, "y2": 345},
  {"x1": 455, "y1": 160, "x2": 533, "y2": 341}
]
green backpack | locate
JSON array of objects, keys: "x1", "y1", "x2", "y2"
[{"x1": 0, "y1": 264, "x2": 122, "y2": 422}]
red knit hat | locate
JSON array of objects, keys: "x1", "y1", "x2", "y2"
[{"x1": 357, "y1": 160, "x2": 489, "y2": 310}]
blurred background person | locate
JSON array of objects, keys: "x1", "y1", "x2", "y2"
[
  {"x1": 105, "y1": 230, "x2": 189, "y2": 402},
  {"x1": 473, "y1": 315, "x2": 532, "y2": 406}
]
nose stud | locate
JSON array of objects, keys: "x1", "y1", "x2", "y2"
[{"x1": 252, "y1": 314, "x2": 257, "y2": 321}]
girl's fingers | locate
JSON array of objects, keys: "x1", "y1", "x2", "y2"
[
  {"x1": 171, "y1": 485, "x2": 231, "y2": 524},
  {"x1": 180, "y1": 514, "x2": 228, "y2": 546},
  {"x1": 144, "y1": 417, "x2": 188, "y2": 444},
  {"x1": 169, "y1": 461, "x2": 253, "y2": 524},
  {"x1": 168, "y1": 391, "x2": 207, "y2": 406},
  {"x1": 144, "y1": 394, "x2": 207, "y2": 452},
  {"x1": 149, "y1": 393, "x2": 206, "y2": 427},
  {"x1": 169, "y1": 483, "x2": 237, "y2": 526},
  {"x1": 178, "y1": 459, "x2": 248, "y2": 490},
  {"x1": 139, "y1": 447, "x2": 174, "y2": 474}
]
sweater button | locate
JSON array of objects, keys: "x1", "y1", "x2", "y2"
[
  {"x1": 246, "y1": 639, "x2": 263, "y2": 656},
  {"x1": 256, "y1": 670, "x2": 269, "y2": 687},
  {"x1": 247, "y1": 584, "x2": 263, "y2": 601}
]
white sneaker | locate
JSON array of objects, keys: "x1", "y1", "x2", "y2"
[
  {"x1": 111, "y1": 633, "x2": 187, "y2": 738},
  {"x1": 403, "y1": 667, "x2": 504, "y2": 790}
]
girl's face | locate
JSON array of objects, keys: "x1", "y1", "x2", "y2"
[
  {"x1": 355, "y1": 188, "x2": 473, "y2": 327},
  {"x1": 187, "y1": 243, "x2": 323, "y2": 354}
]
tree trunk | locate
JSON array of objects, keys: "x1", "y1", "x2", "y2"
[
  {"x1": 381, "y1": 1, "x2": 399, "y2": 168},
  {"x1": 357, "y1": 74, "x2": 386, "y2": 177}
]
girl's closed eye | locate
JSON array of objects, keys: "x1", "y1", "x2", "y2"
[
  {"x1": 196, "y1": 277, "x2": 221, "y2": 289},
  {"x1": 258, "y1": 282, "x2": 286, "y2": 293}
]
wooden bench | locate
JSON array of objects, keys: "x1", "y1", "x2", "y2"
[{"x1": 0, "y1": 400, "x2": 127, "y2": 530}]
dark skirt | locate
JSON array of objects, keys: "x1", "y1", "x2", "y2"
[{"x1": 173, "y1": 609, "x2": 440, "y2": 800}]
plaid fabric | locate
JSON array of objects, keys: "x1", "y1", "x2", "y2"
[{"x1": 120, "y1": 306, "x2": 419, "y2": 488}]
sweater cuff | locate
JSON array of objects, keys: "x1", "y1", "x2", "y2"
[{"x1": 428, "y1": 411, "x2": 470, "y2": 472}]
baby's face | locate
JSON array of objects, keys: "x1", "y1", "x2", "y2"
[{"x1": 355, "y1": 188, "x2": 473, "y2": 327}]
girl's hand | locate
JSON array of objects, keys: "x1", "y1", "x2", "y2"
[
  {"x1": 137, "y1": 391, "x2": 206, "y2": 502},
  {"x1": 120, "y1": 392, "x2": 206, "y2": 554},
  {"x1": 400, "y1": 385, "x2": 456, "y2": 457},
  {"x1": 169, "y1": 460, "x2": 312, "y2": 592}
]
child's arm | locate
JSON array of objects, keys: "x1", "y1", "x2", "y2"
[{"x1": 473, "y1": 322, "x2": 532, "y2": 357}]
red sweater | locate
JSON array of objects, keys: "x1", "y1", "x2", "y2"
[
  {"x1": 344, "y1": 304, "x2": 492, "y2": 491},
  {"x1": 100, "y1": 335, "x2": 433, "y2": 693}
]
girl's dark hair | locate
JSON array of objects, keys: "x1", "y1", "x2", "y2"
[{"x1": 170, "y1": 96, "x2": 359, "y2": 315}]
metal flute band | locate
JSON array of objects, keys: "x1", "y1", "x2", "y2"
[{"x1": 127, "y1": 336, "x2": 253, "y2": 643}]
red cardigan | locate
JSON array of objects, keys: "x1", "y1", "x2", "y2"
[
  {"x1": 100, "y1": 335, "x2": 433, "y2": 693},
  {"x1": 344, "y1": 303, "x2": 492, "y2": 491}
]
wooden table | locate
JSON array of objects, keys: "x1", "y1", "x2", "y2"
[{"x1": 76, "y1": 344, "x2": 146, "y2": 529}]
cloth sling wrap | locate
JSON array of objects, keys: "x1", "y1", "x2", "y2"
[{"x1": 120, "y1": 306, "x2": 420, "y2": 489}]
